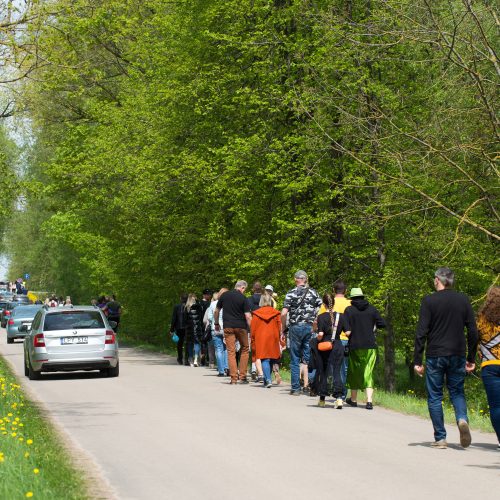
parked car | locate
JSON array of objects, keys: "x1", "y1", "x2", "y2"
[
  {"x1": 23, "y1": 306, "x2": 119, "y2": 380},
  {"x1": 1, "y1": 302, "x2": 20, "y2": 328},
  {"x1": 12, "y1": 295, "x2": 33, "y2": 304},
  {"x1": 6, "y1": 305, "x2": 43, "y2": 344}
]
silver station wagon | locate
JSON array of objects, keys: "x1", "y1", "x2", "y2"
[{"x1": 23, "y1": 305, "x2": 119, "y2": 380}]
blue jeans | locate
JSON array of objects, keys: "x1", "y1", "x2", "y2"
[
  {"x1": 187, "y1": 341, "x2": 201, "y2": 360},
  {"x1": 340, "y1": 339, "x2": 349, "y2": 399},
  {"x1": 426, "y1": 356, "x2": 468, "y2": 441},
  {"x1": 481, "y1": 365, "x2": 500, "y2": 443},
  {"x1": 212, "y1": 335, "x2": 228, "y2": 375},
  {"x1": 261, "y1": 359, "x2": 272, "y2": 385},
  {"x1": 289, "y1": 323, "x2": 313, "y2": 392}
]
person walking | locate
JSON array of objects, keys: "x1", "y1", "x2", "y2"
[
  {"x1": 251, "y1": 292, "x2": 282, "y2": 388},
  {"x1": 313, "y1": 293, "x2": 351, "y2": 408},
  {"x1": 200, "y1": 289, "x2": 214, "y2": 367},
  {"x1": 208, "y1": 290, "x2": 229, "y2": 377},
  {"x1": 414, "y1": 267, "x2": 478, "y2": 449},
  {"x1": 477, "y1": 286, "x2": 500, "y2": 449},
  {"x1": 248, "y1": 281, "x2": 264, "y2": 381},
  {"x1": 281, "y1": 270, "x2": 322, "y2": 395},
  {"x1": 344, "y1": 288, "x2": 385, "y2": 410},
  {"x1": 214, "y1": 281, "x2": 252, "y2": 384},
  {"x1": 184, "y1": 293, "x2": 204, "y2": 367},
  {"x1": 106, "y1": 295, "x2": 122, "y2": 332},
  {"x1": 170, "y1": 293, "x2": 188, "y2": 365}
]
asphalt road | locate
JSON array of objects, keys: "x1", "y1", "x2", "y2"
[{"x1": 0, "y1": 333, "x2": 498, "y2": 500}]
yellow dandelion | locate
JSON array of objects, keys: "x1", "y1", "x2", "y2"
[
  {"x1": 33, "y1": 468, "x2": 39, "y2": 474},
  {"x1": 11, "y1": 432, "x2": 17, "y2": 437},
  {"x1": 26, "y1": 439, "x2": 33, "y2": 445},
  {"x1": 19, "y1": 423, "x2": 24, "y2": 427},
  {"x1": 24, "y1": 452, "x2": 30, "y2": 459},
  {"x1": 19, "y1": 437, "x2": 24, "y2": 442},
  {"x1": 7, "y1": 413, "x2": 12, "y2": 417},
  {"x1": 26, "y1": 492, "x2": 33, "y2": 498},
  {"x1": 0, "y1": 452, "x2": 4, "y2": 462}
]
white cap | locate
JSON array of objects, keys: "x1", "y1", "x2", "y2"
[{"x1": 264, "y1": 285, "x2": 274, "y2": 293}]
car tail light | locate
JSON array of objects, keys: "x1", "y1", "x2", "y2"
[
  {"x1": 34, "y1": 334, "x2": 45, "y2": 347},
  {"x1": 5, "y1": 310, "x2": 11, "y2": 316},
  {"x1": 8, "y1": 319, "x2": 14, "y2": 325},
  {"x1": 105, "y1": 330, "x2": 116, "y2": 344}
]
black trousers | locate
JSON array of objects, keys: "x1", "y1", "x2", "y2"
[
  {"x1": 312, "y1": 341, "x2": 344, "y2": 398},
  {"x1": 176, "y1": 329, "x2": 186, "y2": 363}
]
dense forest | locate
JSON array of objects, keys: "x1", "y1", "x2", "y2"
[{"x1": 0, "y1": 0, "x2": 498, "y2": 389}]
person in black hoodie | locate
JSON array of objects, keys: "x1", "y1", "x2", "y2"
[
  {"x1": 344, "y1": 288, "x2": 386, "y2": 409},
  {"x1": 170, "y1": 293, "x2": 188, "y2": 365}
]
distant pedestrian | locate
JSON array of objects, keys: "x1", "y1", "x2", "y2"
[
  {"x1": 184, "y1": 293, "x2": 203, "y2": 367},
  {"x1": 106, "y1": 295, "x2": 122, "y2": 332},
  {"x1": 170, "y1": 293, "x2": 188, "y2": 365},
  {"x1": 214, "y1": 281, "x2": 252, "y2": 384},
  {"x1": 414, "y1": 267, "x2": 478, "y2": 449},
  {"x1": 251, "y1": 292, "x2": 281, "y2": 388},
  {"x1": 208, "y1": 290, "x2": 229, "y2": 377},
  {"x1": 63, "y1": 296, "x2": 72, "y2": 307},
  {"x1": 248, "y1": 281, "x2": 264, "y2": 381},
  {"x1": 344, "y1": 288, "x2": 385, "y2": 410},
  {"x1": 281, "y1": 270, "x2": 322, "y2": 395},
  {"x1": 200, "y1": 288, "x2": 213, "y2": 367},
  {"x1": 476, "y1": 286, "x2": 500, "y2": 449},
  {"x1": 313, "y1": 293, "x2": 351, "y2": 408}
]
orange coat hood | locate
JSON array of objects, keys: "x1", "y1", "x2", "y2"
[{"x1": 252, "y1": 306, "x2": 281, "y2": 322}]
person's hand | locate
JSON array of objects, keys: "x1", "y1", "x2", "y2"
[
  {"x1": 317, "y1": 332, "x2": 324, "y2": 340},
  {"x1": 414, "y1": 365, "x2": 425, "y2": 377},
  {"x1": 214, "y1": 324, "x2": 220, "y2": 333},
  {"x1": 465, "y1": 361, "x2": 475, "y2": 373}
]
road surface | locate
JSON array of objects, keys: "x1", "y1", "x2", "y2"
[{"x1": 0, "y1": 333, "x2": 498, "y2": 499}]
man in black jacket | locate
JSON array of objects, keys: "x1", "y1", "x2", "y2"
[
  {"x1": 170, "y1": 293, "x2": 188, "y2": 365},
  {"x1": 414, "y1": 267, "x2": 478, "y2": 449}
]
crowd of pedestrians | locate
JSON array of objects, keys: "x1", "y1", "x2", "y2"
[{"x1": 169, "y1": 268, "x2": 500, "y2": 450}]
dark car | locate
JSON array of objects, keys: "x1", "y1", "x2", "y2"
[{"x1": 1, "y1": 302, "x2": 21, "y2": 328}]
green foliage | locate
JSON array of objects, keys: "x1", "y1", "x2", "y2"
[{"x1": 5, "y1": 0, "x2": 499, "y2": 387}]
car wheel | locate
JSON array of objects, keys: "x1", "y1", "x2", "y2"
[
  {"x1": 28, "y1": 358, "x2": 42, "y2": 380},
  {"x1": 7, "y1": 337, "x2": 14, "y2": 344},
  {"x1": 107, "y1": 362, "x2": 119, "y2": 378}
]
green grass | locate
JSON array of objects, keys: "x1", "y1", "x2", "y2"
[
  {"x1": 120, "y1": 332, "x2": 496, "y2": 435},
  {"x1": 0, "y1": 357, "x2": 89, "y2": 500}
]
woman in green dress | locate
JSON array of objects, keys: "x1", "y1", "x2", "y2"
[{"x1": 344, "y1": 288, "x2": 386, "y2": 409}]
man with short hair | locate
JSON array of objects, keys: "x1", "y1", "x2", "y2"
[
  {"x1": 170, "y1": 293, "x2": 188, "y2": 365},
  {"x1": 414, "y1": 267, "x2": 478, "y2": 449},
  {"x1": 214, "y1": 281, "x2": 252, "y2": 384},
  {"x1": 281, "y1": 270, "x2": 322, "y2": 395}
]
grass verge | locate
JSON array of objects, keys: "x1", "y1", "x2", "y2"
[
  {"x1": 120, "y1": 333, "x2": 495, "y2": 436},
  {"x1": 0, "y1": 356, "x2": 89, "y2": 500}
]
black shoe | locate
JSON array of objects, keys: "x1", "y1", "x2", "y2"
[
  {"x1": 366, "y1": 402, "x2": 373, "y2": 410},
  {"x1": 217, "y1": 373, "x2": 225, "y2": 377},
  {"x1": 177, "y1": 359, "x2": 183, "y2": 365},
  {"x1": 309, "y1": 389, "x2": 317, "y2": 397},
  {"x1": 239, "y1": 379, "x2": 250, "y2": 384},
  {"x1": 346, "y1": 398, "x2": 358, "y2": 407},
  {"x1": 224, "y1": 369, "x2": 229, "y2": 377}
]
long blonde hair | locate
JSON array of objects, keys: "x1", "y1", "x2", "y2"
[{"x1": 185, "y1": 293, "x2": 197, "y2": 312}]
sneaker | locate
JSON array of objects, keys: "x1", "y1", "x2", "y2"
[
  {"x1": 430, "y1": 439, "x2": 448, "y2": 449},
  {"x1": 290, "y1": 390, "x2": 301, "y2": 396},
  {"x1": 256, "y1": 376, "x2": 264, "y2": 384},
  {"x1": 309, "y1": 389, "x2": 318, "y2": 397},
  {"x1": 177, "y1": 358, "x2": 183, "y2": 365},
  {"x1": 239, "y1": 379, "x2": 250, "y2": 385},
  {"x1": 193, "y1": 361, "x2": 198, "y2": 367},
  {"x1": 217, "y1": 373, "x2": 225, "y2": 377},
  {"x1": 457, "y1": 419, "x2": 471, "y2": 448},
  {"x1": 265, "y1": 381, "x2": 272, "y2": 389},
  {"x1": 334, "y1": 398, "x2": 343, "y2": 409},
  {"x1": 251, "y1": 371, "x2": 257, "y2": 381},
  {"x1": 318, "y1": 399, "x2": 326, "y2": 408},
  {"x1": 366, "y1": 402, "x2": 373, "y2": 410},
  {"x1": 302, "y1": 386, "x2": 310, "y2": 395},
  {"x1": 189, "y1": 363, "x2": 194, "y2": 367},
  {"x1": 346, "y1": 398, "x2": 357, "y2": 407},
  {"x1": 224, "y1": 369, "x2": 229, "y2": 377}
]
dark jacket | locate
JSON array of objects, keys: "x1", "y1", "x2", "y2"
[
  {"x1": 184, "y1": 302, "x2": 203, "y2": 342},
  {"x1": 170, "y1": 303, "x2": 186, "y2": 332},
  {"x1": 344, "y1": 298, "x2": 386, "y2": 350},
  {"x1": 248, "y1": 293, "x2": 261, "y2": 312},
  {"x1": 414, "y1": 289, "x2": 478, "y2": 365}
]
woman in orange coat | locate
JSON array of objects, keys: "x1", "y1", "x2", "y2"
[{"x1": 251, "y1": 292, "x2": 282, "y2": 388}]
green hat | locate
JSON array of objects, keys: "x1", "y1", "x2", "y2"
[{"x1": 350, "y1": 287, "x2": 364, "y2": 298}]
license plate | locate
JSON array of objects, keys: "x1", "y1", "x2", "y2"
[
  {"x1": 61, "y1": 337, "x2": 88, "y2": 345},
  {"x1": 22, "y1": 322, "x2": 32, "y2": 328}
]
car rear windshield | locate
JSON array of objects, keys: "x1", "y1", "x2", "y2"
[
  {"x1": 43, "y1": 311, "x2": 105, "y2": 331},
  {"x1": 12, "y1": 306, "x2": 41, "y2": 317}
]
